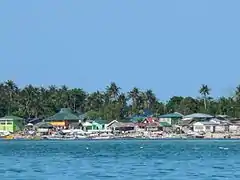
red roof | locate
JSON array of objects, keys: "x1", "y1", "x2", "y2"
[
  {"x1": 142, "y1": 117, "x2": 157, "y2": 124},
  {"x1": 137, "y1": 122, "x2": 159, "y2": 127}
]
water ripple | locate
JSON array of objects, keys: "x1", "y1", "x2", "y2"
[{"x1": 0, "y1": 139, "x2": 239, "y2": 179}]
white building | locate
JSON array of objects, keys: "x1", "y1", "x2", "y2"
[
  {"x1": 193, "y1": 122, "x2": 215, "y2": 133},
  {"x1": 229, "y1": 124, "x2": 240, "y2": 133},
  {"x1": 193, "y1": 121, "x2": 228, "y2": 133}
]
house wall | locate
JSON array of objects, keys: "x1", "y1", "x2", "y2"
[
  {"x1": 159, "y1": 118, "x2": 172, "y2": 125},
  {"x1": 146, "y1": 127, "x2": 158, "y2": 131},
  {"x1": 0, "y1": 120, "x2": 14, "y2": 132},
  {"x1": 50, "y1": 121, "x2": 66, "y2": 127},
  {"x1": 193, "y1": 124, "x2": 205, "y2": 132},
  {"x1": 159, "y1": 118, "x2": 180, "y2": 125},
  {"x1": 229, "y1": 125, "x2": 240, "y2": 132},
  {"x1": 204, "y1": 125, "x2": 214, "y2": 133},
  {"x1": 215, "y1": 125, "x2": 228, "y2": 133},
  {"x1": 92, "y1": 122, "x2": 105, "y2": 130},
  {"x1": 193, "y1": 123, "x2": 216, "y2": 133}
]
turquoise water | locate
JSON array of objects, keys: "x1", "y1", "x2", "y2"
[{"x1": 0, "y1": 140, "x2": 240, "y2": 179}]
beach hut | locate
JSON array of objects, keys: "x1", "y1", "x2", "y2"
[
  {"x1": 158, "y1": 112, "x2": 183, "y2": 125},
  {"x1": 0, "y1": 115, "x2": 24, "y2": 133},
  {"x1": 45, "y1": 108, "x2": 79, "y2": 128}
]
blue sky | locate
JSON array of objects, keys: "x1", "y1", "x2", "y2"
[{"x1": 0, "y1": 1, "x2": 239, "y2": 101}]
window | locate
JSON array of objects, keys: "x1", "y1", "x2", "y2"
[
  {"x1": 205, "y1": 126, "x2": 211, "y2": 130},
  {"x1": 195, "y1": 126, "x2": 203, "y2": 130}
]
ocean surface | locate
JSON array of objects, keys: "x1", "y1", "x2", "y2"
[{"x1": 0, "y1": 139, "x2": 240, "y2": 180}]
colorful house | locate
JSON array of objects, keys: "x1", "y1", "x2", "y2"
[
  {"x1": 45, "y1": 108, "x2": 80, "y2": 128},
  {"x1": 0, "y1": 116, "x2": 24, "y2": 133},
  {"x1": 137, "y1": 117, "x2": 159, "y2": 130},
  {"x1": 92, "y1": 120, "x2": 107, "y2": 130},
  {"x1": 158, "y1": 112, "x2": 183, "y2": 125}
]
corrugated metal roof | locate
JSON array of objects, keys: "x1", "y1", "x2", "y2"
[
  {"x1": 159, "y1": 112, "x2": 183, "y2": 118},
  {"x1": 184, "y1": 113, "x2": 213, "y2": 119}
]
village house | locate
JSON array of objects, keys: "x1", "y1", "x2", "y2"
[
  {"x1": 158, "y1": 112, "x2": 183, "y2": 125},
  {"x1": 229, "y1": 119, "x2": 240, "y2": 133},
  {"x1": 45, "y1": 108, "x2": 80, "y2": 129},
  {"x1": 193, "y1": 122, "x2": 216, "y2": 133},
  {"x1": 159, "y1": 122, "x2": 172, "y2": 131},
  {"x1": 193, "y1": 121, "x2": 229, "y2": 133},
  {"x1": 106, "y1": 120, "x2": 136, "y2": 132},
  {"x1": 137, "y1": 117, "x2": 160, "y2": 131},
  {"x1": 92, "y1": 119, "x2": 107, "y2": 131},
  {"x1": 0, "y1": 115, "x2": 25, "y2": 133}
]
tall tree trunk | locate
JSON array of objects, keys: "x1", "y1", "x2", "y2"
[{"x1": 204, "y1": 96, "x2": 207, "y2": 110}]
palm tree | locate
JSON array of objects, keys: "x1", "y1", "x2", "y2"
[
  {"x1": 69, "y1": 88, "x2": 87, "y2": 112},
  {"x1": 118, "y1": 93, "x2": 127, "y2": 105},
  {"x1": 106, "y1": 82, "x2": 120, "y2": 101},
  {"x1": 4, "y1": 80, "x2": 18, "y2": 115},
  {"x1": 85, "y1": 91, "x2": 104, "y2": 111},
  {"x1": 128, "y1": 87, "x2": 140, "y2": 108},
  {"x1": 145, "y1": 89, "x2": 156, "y2": 109},
  {"x1": 20, "y1": 84, "x2": 37, "y2": 117},
  {"x1": 233, "y1": 85, "x2": 240, "y2": 102},
  {"x1": 199, "y1": 84, "x2": 211, "y2": 110},
  {"x1": 59, "y1": 85, "x2": 69, "y2": 108}
]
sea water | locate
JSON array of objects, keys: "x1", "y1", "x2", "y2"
[{"x1": 0, "y1": 139, "x2": 240, "y2": 180}]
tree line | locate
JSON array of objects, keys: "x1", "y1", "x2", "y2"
[{"x1": 0, "y1": 80, "x2": 240, "y2": 121}]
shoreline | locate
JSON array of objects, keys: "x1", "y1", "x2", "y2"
[{"x1": 2, "y1": 137, "x2": 240, "y2": 141}]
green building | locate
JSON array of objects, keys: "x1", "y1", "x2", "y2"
[
  {"x1": 92, "y1": 120, "x2": 107, "y2": 130},
  {"x1": 158, "y1": 112, "x2": 183, "y2": 125},
  {"x1": 45, "y1": 108, "x2": 80, "y2": 128},
  {"x1": 0, "y1": 116, "x2": 24, "y2": 133}
]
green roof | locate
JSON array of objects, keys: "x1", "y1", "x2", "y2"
[
  {"x1": 159, "y1": 112, "x2": 183, "y2": 118},
  {"x1": 0, "y1": 115, "x2": 24, "y2": 121},
  {"x1": 45, "y1": 108, "x2": 79, "y2": 121},
  {"x1": 159, "y1": 122, "x2": 171, "y2": 127}
]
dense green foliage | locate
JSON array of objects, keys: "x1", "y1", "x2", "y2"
[{"x1": 0, "y1": 80, "x2": 240, "y2": 121}]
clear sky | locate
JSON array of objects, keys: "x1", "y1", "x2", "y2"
[{"x1": 0, "y1": 1, "x2": 239, "y2": 101}]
